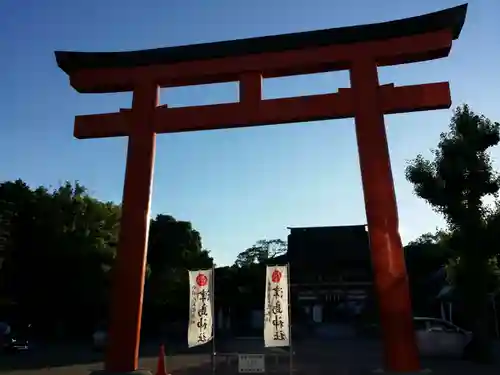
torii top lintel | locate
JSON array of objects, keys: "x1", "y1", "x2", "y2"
[{"x1": 55, "y1": 4, "x2": 467, "y2": 94}]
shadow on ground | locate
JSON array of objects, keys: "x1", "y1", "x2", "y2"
[
  {"x1": 0, "y1": 350, "x2": 212, "y2": 375},
  {"x1": 1, "y1": 338, "x2": 500, "y2": 375},
  {"x1": 0, "y1": 341, "x2": 171, "y2": 372},
  {"x1": 0, "y1": 338, "x2": 259, "y2": 372}
]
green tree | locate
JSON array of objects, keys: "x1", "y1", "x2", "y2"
[
  {"x1": 405, "y1": 104, "x2": 500, "y2": 361},
  {"x1": 229, "y1": 238, "x2": 287, "y2": 332},
  {"x1": 0, "y1": 180, "x2": 121, "y2": 337},
  {"x1": 144, "y1": 214, "x2": 213, "y2": 328},
  {"x1": 405, "y1": 231, "x2": 453, "y2": 279},
  {"x1": 0, "y1": 180, "x2": 214, "y2": 338},
  {"x1": 234, "y1": 239, "x2": 287, "y2": 267},
  {"x1": 404, "y1": 231, "x2": 454, "y2": 315}
]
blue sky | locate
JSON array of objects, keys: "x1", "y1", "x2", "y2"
[{"x1": 0, "y1": 0, "x2": 498, "y2": 266}]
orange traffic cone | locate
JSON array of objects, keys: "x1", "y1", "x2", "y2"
[{"x1": 156, "y1": 344, "x2": 170, "y2": 375}]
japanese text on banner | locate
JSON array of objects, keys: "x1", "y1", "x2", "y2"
[
  {"x1": 264, "y1": 265, "x2": 290, "y2": 347},
  {"x1": 187, "y1": 269, "x2": 214, "y2": 348}
]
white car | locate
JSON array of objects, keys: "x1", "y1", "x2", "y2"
[{"x1": 414, "y1": 317, "x2": 472, "y2": 358}]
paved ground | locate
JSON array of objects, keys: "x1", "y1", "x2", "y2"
[
  {"x1": 1, "y1": 339, "x2": 500, "y2": 375},
  {"x1": 0, "y1": 342, "x2": 213, "y2": 375},
  {"x1": 292, "y1": 339, "x2": 500, "y2": 375}
]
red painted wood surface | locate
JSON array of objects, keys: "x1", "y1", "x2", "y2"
[
  {"x1": 74, "y1": 82, "x2": 450, "y2": 138},
  {"x1": 105, "y1": 83, "x2": 158, "y2": 371},
  {"x1": 69, "y1": 30, "x2": 452, "y2": 93},
  {"x1": 350, "y1": 59, "x2": 420, "y2": 371}
]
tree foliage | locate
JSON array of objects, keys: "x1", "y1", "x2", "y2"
[
  {"x1": 405, "y1": 231, "x2": 453, "y2": 278},
  {"x1": 234, "y1": 239, "x2": 287, "y2": 267},
  {"x1": 0, "y1": 180, "x2": 120, "y2": 336},
  {"x1": 405, "y1": 104, "x2": 500, "y2": 361},
  {"x1": 144, "y1": 214, "x2": 212, "y2": 325},
  {"x1": 403, "y1": 231, "x2": 454, "y2": 316},
  {"x1": 0, "y1": 179, "x2": 212, "y2": 338}
]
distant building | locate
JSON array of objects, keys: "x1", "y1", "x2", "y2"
[
  {"x1": 217, "y1": 225, "x2": 375, "y2": 337},
  {"x1": 286, "y1": 225, "x2": 373, "y2": 326}
]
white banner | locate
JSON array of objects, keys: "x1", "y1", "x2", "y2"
[
  {"x1": 188, "y1": 269, "x2": 214, "y2": 348},
  {"x1": 264, "y1": 265, "x2": 290, "y2": 347}
]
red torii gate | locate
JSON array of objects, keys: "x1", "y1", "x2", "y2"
[{"x1": 55, "y1": 4, "x2": 467, "y2": 374}]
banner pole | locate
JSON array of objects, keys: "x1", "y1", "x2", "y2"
[
  {"x1": 288, "y1": 263, "x2": 293, "y2": 375},
  {"x1": 211, "y1": 264, "x2": 216, "y2": 375}
]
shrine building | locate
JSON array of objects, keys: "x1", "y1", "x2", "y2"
[{"x1": 286, "y1": 225, "x2": 373, "y2": 328}]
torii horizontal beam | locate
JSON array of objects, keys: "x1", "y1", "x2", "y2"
[{"x1": 74, "y1": 82, "x2": 451, "y2": 138}]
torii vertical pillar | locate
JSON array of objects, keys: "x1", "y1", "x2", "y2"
[
  {"x1": 106, "y1": 83, "x2": 159, "y2": 371},
  {"x1": 54, "y1": 4, "x2": 467, "y2": 374},
  {"x1": 351, "y1": 59, "x2": 419, "y2": 371}
]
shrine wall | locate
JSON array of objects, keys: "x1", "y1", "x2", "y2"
[{"x1": 287, "y1": 225, "x2": 373, "y2": 285}]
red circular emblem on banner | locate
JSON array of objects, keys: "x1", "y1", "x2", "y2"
[
  {"x1": 271, "y1": 269, "x2": 282, "y2": 283},
  {"x1": 196, "y1": 273, "x2": 208, "y2": 287}
]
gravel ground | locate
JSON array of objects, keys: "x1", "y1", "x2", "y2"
[
  {"x1": 1, "y1": 339, "x2": 499, "y2": 375},
  {"x1": 0, "y1": 349, "x2": 212, "y2": 375}
]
